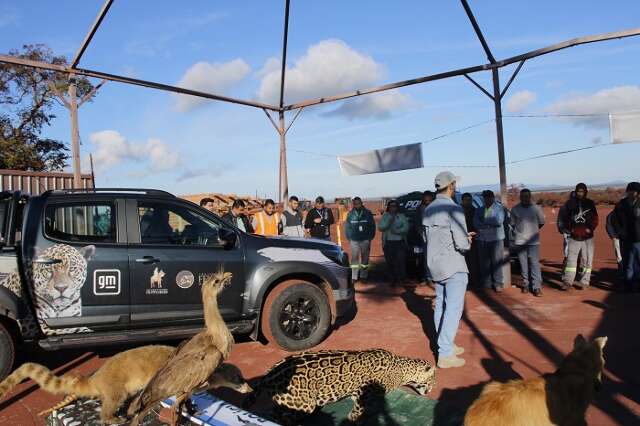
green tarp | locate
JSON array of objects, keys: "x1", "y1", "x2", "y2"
[{"x1": 305, "y1": 389, "x2": 464, "y2": 426}]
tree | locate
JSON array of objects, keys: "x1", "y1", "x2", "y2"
[{"x1": 0, "y1": 44, "x2": 95, "y2": 171}]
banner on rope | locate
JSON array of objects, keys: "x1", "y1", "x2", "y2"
[
  {"x1": 610, "y1": 112, "x2": 640, "y2": 144},
  {"x1": 337, "y1": 143, "x2": 423, "y2": 176}
]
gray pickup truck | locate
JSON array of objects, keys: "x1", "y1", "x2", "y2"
[{"x1": 0, "y1": 189, "x2": 354, "y2": 379}]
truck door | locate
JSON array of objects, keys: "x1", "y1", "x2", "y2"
[
  {"x1": 127, "y1": 199, "x2": 245, "y2": 328},
  {"x1": 32, "y1": 198, "x2": 130, "y2": 333}
]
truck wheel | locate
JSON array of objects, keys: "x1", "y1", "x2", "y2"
[
  {"x1": 261, "y1": 280, "x2": 331, "y2": 351},
  {"x1": 0, "y1": 321, "x2": 16, "y2": 380}
]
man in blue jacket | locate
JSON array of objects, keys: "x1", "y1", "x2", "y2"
[
  {"x1": 345, "y1": 197, "x2": 376, "y2": 282},
  {"x1": 424, "y1": 171, "x2": 471, "y2": 368},
  {"x1": 474, "y1": 190, "x2": 506, "y2": 292}
]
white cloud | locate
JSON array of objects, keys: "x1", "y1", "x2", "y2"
[
  {"x1": 257, "y1": 39, "x2": 383, "y2": 105},
  {"x1": 175, "y1": 59, "x2": 251, "y2": 112},
  {"x1": 506, "y1": 90, "x2": 537, "y2": 113},
  {"x1": 256, "y1": 57, "x2": 281, "y2": 80},
  {"x1": 546, "y1": 85, "x2": 640, "y2": 129},
  {"x1": 88, "y1": 130, "x2": 182, "y2": 174},
  {"x1": 324, "y1": 91, "x2": 412, "y2": 120},
  {"x1": 256, "y1": 39, "x2": 412, "y2": 119}
]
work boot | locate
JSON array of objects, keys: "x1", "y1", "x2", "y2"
[
  {"x1": 560, "y1": 283, "x2": 572, "y2": 291},
  {"x1": 575, "y1": 283, "x2": 586, "y2": 290},
  {"x1": 521, "y1": 285, "x2": 529, "y2": 294},
  {"x1": 438, "y1": 355, "x2": 466, "y2": 369},
  {"x1": 533, "y1": 288, "x2": 543, "y2": 297},
  {"x1": 494, "y1": 285, "x2": 504, "y2": 293},
  {"x1": 454, "y1": 345, "x2": 465, "y2": 355}
]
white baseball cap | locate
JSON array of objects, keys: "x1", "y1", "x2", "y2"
[{"x1": 434, "y1": 171, "x2": 457, "y2": 189}]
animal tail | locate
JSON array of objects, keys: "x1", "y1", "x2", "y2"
[
  {"x1": 0, "y1": 363, "x2": 98, "y2": 401},
  {"x1": 38, "y1": 394, "x2": 78, "y2": 416}
]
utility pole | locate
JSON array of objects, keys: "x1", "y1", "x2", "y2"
[
  {"x1": 491, "y1": 68, "x2": 508, "y2": 205},
  {"x1": 89, "y1": 153, "x2": 96, "y2": 188},
  {"x1": 278, "y1": 110, "x2": 288, "y2": 203},
  {"x1": 68, "y1": 75, "x2": 82, "y2": 188},
  {"x1": 50, "y1": 77, "x2": 106, "y2": 189}
]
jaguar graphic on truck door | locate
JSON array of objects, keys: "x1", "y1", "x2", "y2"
[{"x1": 32, "y1": 199, "x2": 130, "y2": 335}]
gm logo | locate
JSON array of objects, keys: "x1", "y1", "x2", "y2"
[{"x1": 93, "y1": 269, "x2": 121, "y2": 296}]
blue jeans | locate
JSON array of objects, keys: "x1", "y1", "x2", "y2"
[
  {"x1": 434, "y1": 272, "x2": 468, "y2": 358},
  {"x1": 478, "y1": 240, "x2": 504, "y2": 288},
  {"x1": 626, "y1": 242, "x2": 640, "y2": 288},
  {"x1": 517, "y1": 244, "x2": 542, "y2": 290}
]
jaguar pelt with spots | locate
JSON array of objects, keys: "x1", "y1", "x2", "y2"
[
  {"x1": 245, "y1": 349, "x2": 436, "y2": 425},
  {"x1": 31, "y1": 244, "x2": 95, "y2": 335}
]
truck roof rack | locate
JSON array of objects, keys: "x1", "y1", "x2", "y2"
[{"x1": 45, "y1": 188, "x2": 175, "y2": 197}]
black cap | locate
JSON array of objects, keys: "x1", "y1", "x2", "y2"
[
  {"x1": 481, "y1": 190, "x2": 494, "y2": 197},
  {"x1": 315, "y1": 196, "x2": 325, "y2": 203},
  {"x1": 626, "y1": 182, "x2": 640, "y2": 192}
]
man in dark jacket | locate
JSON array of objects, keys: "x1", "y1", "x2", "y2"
[
  {"x1": 304, "y1": 196, "x2": 335, "y2": 240},
  {"x1": 221, "y1": 200, "x2": 253, "y2": 233},
  {"x1": 559, "y1": 183, "x2": 598, "y2": 290},
  {"x1": 612, "y1": 181, "x2": 640, "y2": 291},
  {"x1": 345, "y1": 197, "x2": 376, "y2": 282},
  {"x1": 461, "y1": 193, "x2": 479, "y2": 287}
]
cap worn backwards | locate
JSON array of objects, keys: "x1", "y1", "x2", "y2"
[{"x1": 434, "y1": 171, "x2": 457, "y2": 189}]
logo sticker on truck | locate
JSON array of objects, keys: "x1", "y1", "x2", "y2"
[
  {"x1": 93, "y1": 269, "x2": 121, "y2": 295},
  {"x1": 176, "y1": 270, "x2": 195, "y2": 289},
  {"x1": 147, "y1": 267, "x2": 168, "y2": 295}
]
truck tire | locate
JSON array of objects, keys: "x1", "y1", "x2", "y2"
[
  {"x1": 0, "y1": 321, "x2": 16, "y2": 381},
  {"x1": 261, "y1": 280, "x2": 331, "y2": 351}
]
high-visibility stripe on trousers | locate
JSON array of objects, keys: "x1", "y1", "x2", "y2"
[
  {"x1": 562, "y1": 238, "x2": 594, "y2": 286},
  {"x1": 350, "y1": 240, "x2": 371, "y2": 280}
]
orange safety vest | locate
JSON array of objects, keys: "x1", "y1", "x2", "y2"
[{"x1": 253, "y1": 211, "x2": 280, "y2": 236}]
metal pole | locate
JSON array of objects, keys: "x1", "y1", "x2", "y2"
[
  {"x1": 491, "y1": 68, "x2": 511, "y2": 287},
  {"x1": 460, "y1": 0, "x2": 496, "y2": 63},
  {"x1": 278, "y1": 111, "x2": 288, "y2": 203},
  {"x1": 491, "y1": 68, "x2": 507, "y2": 204},
  {"x1": 89, "y1": 153, "x2": 96, "y2": 188},
  {"x1": 68, "y1": 75, "x2": 82, "y2": 189},
  {"x1": 277, "y1": 0, "x2": 291, "y2": 204}
]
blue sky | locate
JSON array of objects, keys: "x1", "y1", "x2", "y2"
[{"x1": 2, "y1": 0, "x2": 639, "y2": 199}]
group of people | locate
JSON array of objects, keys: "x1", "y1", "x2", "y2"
[
  {"x1": 200, "y1": 176, "x2": 640, "y2": 370},
  {"x1": 419, "y1": 173, "x2": 640, "y2": 369},
  {"x1": 199, "y1": 195, "x2": 336, "y2": 240}
]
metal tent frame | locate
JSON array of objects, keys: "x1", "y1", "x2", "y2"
[{"x1": 1, "y1": 0, "x2": 639, "y2": 202}]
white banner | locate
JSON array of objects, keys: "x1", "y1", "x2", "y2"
[
  {"x1": 610, "y1": 112, "x2": 640, "y2": 144},
  {"x1": 337, "y1": 143, "x2": 423, "y2": 176}
]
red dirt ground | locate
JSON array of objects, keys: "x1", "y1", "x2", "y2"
[{"x1": 0, "y1": 207, "x2": 638, "y2": 425}]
